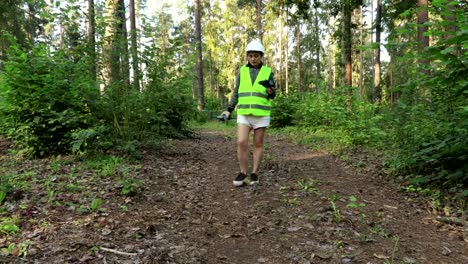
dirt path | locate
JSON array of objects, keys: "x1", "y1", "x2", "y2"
[{"x1": 1, "y1": 129, "x2": 466, "y2": 263}]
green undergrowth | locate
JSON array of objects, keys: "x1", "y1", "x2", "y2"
[
  {"x1": 191, "y1": 116, "x2": 237, "y2": 131},
  {"x1": 0, "y1": 152, "x2": 144, "y2": 255}
]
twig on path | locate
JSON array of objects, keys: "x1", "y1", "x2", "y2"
[
  {"x1": 208, "y1": 212, "x2": 213, "y2": 223},
  {"x1": 436, "y1": 216, "x2": 465, "y2": 226},
  {"x1": 99, "y1": 246, "x2": 139, "y2": 256}
]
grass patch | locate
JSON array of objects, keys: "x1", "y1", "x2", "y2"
[
  {"x1": 191, "y1": 119, "x2": 237, "y2": 131},
  {"x1": 271, "y1": 126, "x2": 353, "y2": 153}
]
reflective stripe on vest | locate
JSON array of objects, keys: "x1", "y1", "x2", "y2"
[
  {"x1": 238, "y1": 104, "x2": 271, "y2": 110},
  {"x1": 237, "y1": 65, "x2": 272, "y2": 116},
  {"x1": 238, "y1": 92, "x2": 268, "y2": 99}
]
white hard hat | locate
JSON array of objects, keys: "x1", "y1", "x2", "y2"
[{"x1": 246, "y1": 40, "x2": 265, "y2": 54}]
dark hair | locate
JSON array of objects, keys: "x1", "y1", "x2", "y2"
[{"x1": 247, "y1": 51, "x2": 263, "y2": 56}]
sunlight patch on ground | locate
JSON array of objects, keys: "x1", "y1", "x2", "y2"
[{"x1": 286, "y1": 152, "x2": 328, "y2": 161}]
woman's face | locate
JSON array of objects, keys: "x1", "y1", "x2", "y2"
[{"x1": 247, "y1": 52, "x2": 263, "y2": 68}]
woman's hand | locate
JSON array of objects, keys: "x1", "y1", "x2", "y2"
[{"x1": 221, "y1": 111, "x2": 230, "y2": 118}]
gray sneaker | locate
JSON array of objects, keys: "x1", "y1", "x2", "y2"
[{"x1": 233, "y1": 173, "x2": 248, "y2": 186}]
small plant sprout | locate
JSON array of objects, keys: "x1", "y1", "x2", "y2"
[
  {"x1": 296, "y1": 179, "x2": 319, "y2": 194},
  {"x1": 346, "y1": 196, "x2": 366, "y2": 208},
  {"x1": 0, "y1": 191, "x2": 7, "y2": 205},
  {"x1": 1, "y1": 242, "x2": 30, "y2": 257},
  {"x1": 118, "y1": 177, "x2": 143, "y2": 196},
  {"x1": 282, "y1": 197, "x2": 301, "y2": 206},
  {"x1": 328, "y1": 193, "x2": 343, "y2": 223},
  {"x1": 370, "y1": 224, "x2": 389, "y2": 238},
  {"x1": 390, "y1": 236, "x2": 400, "y2": 263},
  {"x1": 90, "y1": 198, "x2": 102, "y2": 212},
  {"x1": 0, "y1": 216, "x2": 20, "y2": 235}
]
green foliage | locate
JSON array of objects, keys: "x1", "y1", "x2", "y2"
[
  {"x1": 2, "y1": 241, "x2": 30, "y2": 257},
  {"x1": 90, "y1": 198, "x2": 102, "y2": 212},
  {"x1": 0, "y1": 177, "x2": 13, "y2": 205},
  {"x1": 81, "y1": 20, "x2": 198, "y2": 152},
  {"x1": 84, "y1": 155, "x2": 123, "y2": 177},
  {"x1": 71, "y1": 127, "x2": 108, "y2": 154},
  {"x1": 346, "y1": 196, "x2": 366, "y2": 209},
  {"x1": 273, "y1": 89, "x2": 387, "y2": 151},
  {"x1": 118, "y1": 177, "x2": 143, "y2": 196},
  {"x1": 94, "y1": 82, "x2": 194, "y2": 145},
  {"x1": 1, "y1": 11, "x2": 197, "y2": 156},
  {"x1": 328, "y1": 193, "x2": 343, "y2": 223},
  {"x1": 0, "y1": 216, "x2": 20, "y2": 235},
  {"x1": 270, "y1": 93, "x2": 300, "y2": 128},
  {"x1": 0, "y1": 171, "x2": 33, "y2": 207},
  {"x1": 296, "y1": 178, "x2": 319, "y2": 194},
  {"x1": 0, "y1": 191, "x2": 6, "y2": 205},
  {"x1": 383, "y1": 2, "x2": 468, "y2": 188},
  {"x1": 271, "y1": 1, "x2": 467, "y2": 196},
  {"x1": 0, "y1": 43, "x2": 96, "y2": 157},
  {"x1": 294, "y1": 91, "x2": 348, "y2": 128}
]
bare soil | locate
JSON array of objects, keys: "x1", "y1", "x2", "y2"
[{"x1": 0, "y1": 129, "x2": 466, "y2": 263}]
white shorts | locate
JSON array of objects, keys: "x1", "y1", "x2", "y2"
[{"x1": 237, "y1": 115, "x2": 270, "y2": 129}]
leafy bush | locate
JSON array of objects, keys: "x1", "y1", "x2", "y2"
[
  {"x1": 384, "y1": 4, "x2": 468, "y2": 188},
  {"x1": 1, "y1": 40, "x2": 197, "y2": 156},
  {"x1": 293, "y1": 88, "x2": 352, "y2": 129},
  {"x1": 88, "y1": 62, "x2": 195, "y2": 152},
  {"x1": 0, "y1": 44, "x2": 96, "y2": 157},
  {"x1": 270, "y1": 93, "x2": 301, "y2": 128},
  {"x1": 279, "y1": 89, "x2": 386, "y2": 150}
]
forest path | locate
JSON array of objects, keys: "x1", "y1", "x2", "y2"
[{"x1": 1, "y1": 128, "x2": 466, "y2": 263}]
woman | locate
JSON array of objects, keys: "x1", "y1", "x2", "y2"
[{"x1": 221, "y1": 40, "x2": 276, "y2": 186}]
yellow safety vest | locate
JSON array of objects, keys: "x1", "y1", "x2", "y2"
[{"x1": 237, "y1": 65, "x2": 272, "y2": 116}]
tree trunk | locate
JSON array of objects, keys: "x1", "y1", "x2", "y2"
[
  {"x1": 118, "y1": 0, "x2": 130, "y2": 87},
  {"x1": 370, "y1": 0, "x2": 374, "y2": 100},
  {"x1": 342, "y1": 2, "x2": 352, "y2": 87},
  {"x1": 417, "y1": 0, "x2": 429, "y2": 73},
  {"x1": 278, "y1": 0, "x2": 283, "y2": 93},
  {"x1": 256, "y1": 0, "x2": 262, "y2": 42},
  {"x1": 285, "y1": 8, "x2": 289, "y2": 95},
  {"x1": 26, "y1": 3, "x2": 38, "y2": 46},
  {"x1": 359, "y1": 4, "x2": 363, "y2": 98},
  {"x1": 88, "y1": 0, "x2": 96, "y2": 82},
  {"x1": 443, "y1": 0, "x2": 457, "y2": 43},
  {"x1": 296, "y1": 17, "x2": 302, "y2": 93},
  {"x1": 103, "y1": 0, "x2": 122, "y2": 87},
  {"x1": 417, "y1": 0, "x2": 429, "y2": 50},
  {"x1": 374, "y1": 0, "x2": 382, "y2": 104},
  {"x1": 194, "y1": 0, "x2": 205, "y2": 110},
  {"x1": 314, "y1": 4, "x2": 321, "y2": 92},
  {"x1": 441, "y1": 0, "x2": 460, "y2": 65},
  {"x1": 327, "y1": 14, "x2": 336, "y2": 92},
  {"x1": 129, "y1": 0, "x2": 139, "y2": 90}
]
